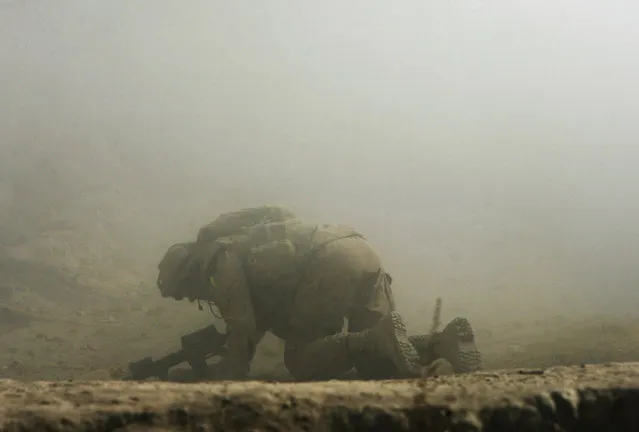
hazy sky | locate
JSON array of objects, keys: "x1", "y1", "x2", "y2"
[{"x1": 1, "y1": 0, "x2": 638, "y2": 322}]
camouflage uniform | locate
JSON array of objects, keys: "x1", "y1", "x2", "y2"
[{"x1": 157, "y1": 207, "x2": 480, "y2": 380}]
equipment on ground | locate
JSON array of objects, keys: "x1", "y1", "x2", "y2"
[{"x1": 124, "y1": 323, "x2": 227, "y2": 381}]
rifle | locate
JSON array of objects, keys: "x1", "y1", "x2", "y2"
[{"x1": 125, "y1": 323, "x2": 227, "y2": 381}]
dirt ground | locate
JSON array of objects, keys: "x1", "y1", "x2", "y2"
[
  {"x1": 2, "y1": 241, "x2": 639, "y2": 384},
  {"x1": 3, "y1": 363, "x2": 639, "y2": 431}
]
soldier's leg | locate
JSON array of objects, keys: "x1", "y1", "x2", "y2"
[
  {"x1": 348, "y1": 271, "x2": 481, "y2": 377},
  {"x1": 410, "y1": 317, "x2": 482, "y2": 375},
  {"x1": 283, "y1": 334, "x2": 353, "y2": 381},
  {"x1": 283, "y1": 237, "x2": 418, "y2": 380},
  {"x1": 283, "y1": 238, "x2": 367, "y2": 381},
  {"x1": 347, "y1": 269, "x2": 421, "y2": 379},
  {"x1": 283, "y1": 309, "x2": 422, "y2": 381}
]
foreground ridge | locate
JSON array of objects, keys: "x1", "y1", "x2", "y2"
[{"x1": 1, "y1": 362, "x2": 639, "y2": 431}]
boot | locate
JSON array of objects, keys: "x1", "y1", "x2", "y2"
[
  {"x1": 348, "y1": 311, "x2": 421, "y2": 379},
  {"x1": 410, "y1": 317, "x2": 482, "y2": 374},
  {"x1": 408, "y1": 333, "x2": 432, "y2": 364}
]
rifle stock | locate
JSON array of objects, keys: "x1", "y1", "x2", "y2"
[{"x1": 125, "y1": 323, "x2": 227, "y2": 381}]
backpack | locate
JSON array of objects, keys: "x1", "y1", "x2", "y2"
[{"x1": 196, "y1": 205, "x2": 297, "y2": 244}]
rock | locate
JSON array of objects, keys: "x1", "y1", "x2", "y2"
[{"x1": 1, "y1": 363, "x2": 639, "y2": 430}]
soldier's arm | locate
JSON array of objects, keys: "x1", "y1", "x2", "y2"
[{"x1": 208, "y1": 249, "x2": 259, "y2": 378}]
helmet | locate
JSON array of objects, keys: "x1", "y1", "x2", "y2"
[{"x1": 157, "y1": 242, "x2": 195, "y2": 299}]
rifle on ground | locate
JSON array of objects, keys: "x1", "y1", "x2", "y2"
[{"x1": 124, "y1": 323, "x2": 227, "y2": 381}]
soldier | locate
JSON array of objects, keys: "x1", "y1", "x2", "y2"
[{"x1": 156, "y1": 206, "x2": 480, "y2": 380}]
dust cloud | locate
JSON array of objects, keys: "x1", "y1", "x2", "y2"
[{"x1": 1, "y1": 0, "x2": 638, "y2": 380}]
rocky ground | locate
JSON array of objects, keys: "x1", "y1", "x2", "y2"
[{"x1": 2, "y1": 362, "x2": 639, "y2": 431}]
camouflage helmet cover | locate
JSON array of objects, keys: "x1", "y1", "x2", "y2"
[{"x1": 157, "y1": 242, "x2": 195, "y2": 299}]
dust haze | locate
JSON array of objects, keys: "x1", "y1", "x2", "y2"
[{"x1": 1, "y1": 0, "x2": 638, "y2": 380}]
